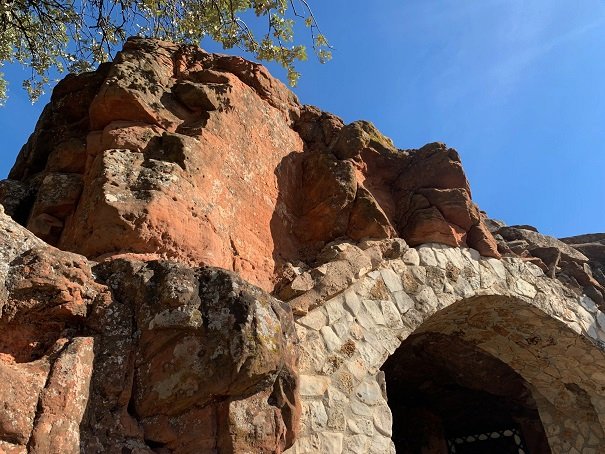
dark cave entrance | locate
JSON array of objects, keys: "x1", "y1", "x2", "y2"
[{"x1": 381, "y1": 332, "x2": 551, "y2": 454}]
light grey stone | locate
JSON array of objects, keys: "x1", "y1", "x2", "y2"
[
  {"x1": 362, "y1": 330, "x2": 389, "y2": 357},
  {"x1": 362, "y1": 299, "x2": 386, "y2": 326},
  {"x1": 392, "y1": 290, "x2": 414, "y2": 314},
  {"x1": 417, "y1": 246, "x2": 438, "y2": 267},
  {"x1": 354, "y1": 379, "x2": 382, "y2": 406},
  {"x1": 367, "y1": 270, "x2": 380, "y2": 279},
  {"x1": 356, "y1": 308, "x2": 379, "y2": 331},
  {"x1": 369, "y1": 435, "x2": 395, "y2": 454},
  {"x1": 375, "y1": 328, "x2": 403, "y2": 354},
  {"x1": 332, "y1": 316, "x2": 354, "y2": 339},
  {"x1": 454, "y1": 276, "x2": 475, "y2": 299},
  {"x1": 580, "y1": 296, "x2": 598, "y2": 314},
  {"x1": 597, "y1": 311, "x2": 605, "y2": 330},
  {"x1": 432, "y1": 249, "x2": 452, "y2": 269},
  {"x1": 327, "y1": 385, "x2": 348, "y2": 403},
  {"x1": 346, "y1": 358, "x2": 368, "y2": 381},
  {"x1": 319, "y1": 432, "x2": 343, "y2": 454},
  {"x1": 348, "y1": 415, "x2": 374, "y2": 436},
  {"x1": 355, "y1": 341, "x2": 385, "y2": 374},
  {"x1": 462, "y1": 247, "x2": 481, "y2": 263},
  {"x1": 298, "y1": 308, "x2": 328, "y2": 330},
  {"x1": 402, "y1": 248, "x2": 420, "y2": 266},
  {"x1": 321, "y1": 326, "x2": 343, "y2": 352},
  {"x1": 514, "y1": 278, "x2": 538, "y2": 298},
  {"x1": 325, "y1": 296, "x2": 347, "y2": 323},
  {"x1": 305, "y1": 401, "x2": 329, "y2": 430},
  {"x1": 413, "y1": 285, "x2": 439, "y2": 311},
  {"x1": 479, "y1": 261, "x2": 499, "y2": 289},
  {"x1": 526, "y1": 262, "x2": 545, "y2": 277},
  {"x1": 289, "y1": 435, "x2": 321, "y2": 453},
  {"x1": 344, "y1": 290, "x2": 362, "y2": 316},
  {"x1": 380, "y1": 268, "x2": 403, "y2": 292},
  {"x1": 299, "y1": 335, "x2": 329, "y2": 373},
  {"x1": 345, "y1": 434, "x2": 371, "y2": 454},
  {"x1": 299, "y1": 375, "x2": 330, "y2": 397},
  {"x1": 350, "y1": 398, "x2": 374, "y2": 417},
  {"x1": 379, "y1": 299, "x2": 404, "y2": 329},
  {"x1": 485, "y1": 257, "x2": 508, "y2": 280},
  {"x1": 347, "y1": 419, "x2": 363, "y2": 434},
  {"x1": 442, "y1": 247, "x2": 466, "y2": 269},
  {"x1": 373, "y1": 404, "x2": 393, "y2": 437}
]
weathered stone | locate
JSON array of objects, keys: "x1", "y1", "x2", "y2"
[
  {"x1": 299, "y1": 375, "x2": 330, "y2": 397},
  {"x1": 28, "y1": 337, "x2": 95, "y2": 454},
  {"x1": 347, "y1": 185, "x2": 396, "y2": 240},
  {"x1": 0, "y1": 361, "x2": 49, "y2": 445},
  {"x1": 1, "y1": 37, "x2": 605, "y2": 454},
  {"x1": 498, "y1": 226, "x2": 589, "y2": 262}
]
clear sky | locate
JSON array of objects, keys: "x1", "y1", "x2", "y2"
[{"x1": 1, "y1": 0, "x2": 604, "y2": 238}]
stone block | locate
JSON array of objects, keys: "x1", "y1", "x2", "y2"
[
  {"x1": 362, "y1": 299, "x2": 387, "y2": 326},
  {"x1": 373, "y1": 404, "x2": 393, "y2": 437},
  {"x1": 392, "y1": 290, "x2": 414, "y2": 314},
  {"x1": 354, "y1": 379, "x2": 382, "y2": 406},
  {"x1": 401, "y1": 248, "x2": 420, "y2": 266},
  {"x1": 304, "y1": 401, "x2": 328, "y2": 431},
  {"x1": 321, "y1": 326, "x2": 343, "y2": 352},
  {"x1": 325, "y1": 296, "x2": 347, "y2": 324},
  {"x1": 413, "y1": 286, "x2": 439, "y2": 311},
  {"x1": 299, "y1": 375, "x2": 330, "y2": 397},
  {"x1": 319, "y1": 432, "x2": 343, "y2": 454},
  {"x1": 379, "y1": 299, "x2": 404, "y2": 329},
  {"x1": 417, "y1": 246, "x2": 438, "y2": 267},
  {"x1": 344, "y1": 290, "x2": 362, "y2": 316},
  {"x1": 514, "y1": 278, "x2": 538, "y2": 298},
  {"x1": 298, "y1": 308, "x2": 328, "y2": 330},
  {"x1": 345, "y1": 434, "x2": 371, "y2": 454},
  {"x1": 580, "y1": 296, "x2": 598, "y2": 314},
  {"x1": 380, "y1": 268, "x2": 403, "y2": 292}
]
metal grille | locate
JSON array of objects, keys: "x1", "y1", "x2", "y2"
[{"x1": 447, "y1": 427, "x2": 528, "y2": 454}]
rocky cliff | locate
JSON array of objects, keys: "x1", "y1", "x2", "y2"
[{"x1": 0, "y1": 37, "x2": 604, "y2": 454}]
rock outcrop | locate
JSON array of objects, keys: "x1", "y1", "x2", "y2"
[
  {"x1": 485, "y1": 220, "x2": 605, "y2": 309},
  {"x1": 0, "y1": 205, "x2": 299, "y2": 453},
  {"x1": 0, "y1": 37, "x2": 604, "y2": 453},
  {"x1": 1, "y1": 37, "x2": 499, "y2": 295}
]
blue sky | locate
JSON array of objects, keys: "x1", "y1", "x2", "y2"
[{"x1": 1, "y1": 0, "x2": 604, "y2": 237}]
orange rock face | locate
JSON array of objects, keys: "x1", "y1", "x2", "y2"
[
  {"x1": 0, "y1": 207, "x2": 300, "y2": 453},
  {"x1": 0, "y1": 38, "x2": 503, "y2": 453},
  {"x1": 4, "y1": 38, "x2": 498, "y2": 295}
]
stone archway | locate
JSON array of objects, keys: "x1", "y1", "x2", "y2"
[
  {"x1": 286, "y1": 242, "x2": 605, "y2": 453},
  {"x1": 382, "y1": 331, "x2": 550, "y2": 453},
  {"x1": 399, "y1": 294, "x2": 605, "y2": 453}
]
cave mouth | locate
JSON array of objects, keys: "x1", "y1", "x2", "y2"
[{"x1": 381, "y1": 332, "x2": 551, "y2": 454}]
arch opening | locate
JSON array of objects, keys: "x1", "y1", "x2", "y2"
[{"x1": 382, "y1": 332, "x2": 551, "y2": 453}]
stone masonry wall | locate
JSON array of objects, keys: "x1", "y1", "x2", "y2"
[{"x1": 284, "y1": 241, "x2": 605, "y2": 454}]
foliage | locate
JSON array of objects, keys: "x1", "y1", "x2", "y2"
[{"x1": 0, "y1": 0, "x2": 331, "y2": 103}]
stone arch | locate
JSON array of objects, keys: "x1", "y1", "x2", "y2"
[
  {"x1": 385, "y1": 295, "x2": 605, "y2": 453},
  {"x1": 286, "y1": 243, "x2": 605, "y2": 453}
]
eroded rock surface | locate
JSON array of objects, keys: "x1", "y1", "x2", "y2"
[
  {"x1": 1, "y1": 38, "x2": 603, "y2": 454},
  {"x1": 485, "y1": 220, "x2": 605, "y2": 309},
  {"x1": 0, "y1": 208, "x2": 299, "y2": 453},
  {"x1": 1, "y1": 38, "x2": 499, "y2": 295}
]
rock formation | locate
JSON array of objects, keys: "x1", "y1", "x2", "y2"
[{"x1": 0, "y1": 37, "x2": 604, "y2": 453}]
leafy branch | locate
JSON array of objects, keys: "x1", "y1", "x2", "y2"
[{"x1": 0, "y1": 0, "x2": 331, "y2": 103}]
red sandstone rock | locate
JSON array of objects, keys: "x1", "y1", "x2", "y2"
[
  {"x1": 0, "y1": 38, "x2": 516, "y2": 453},
  {"x1": 1, "y1": 38, "x2": 500, "y2": 298},
  {"x1": 0, "y1": 209, "x2": 300, "y2": 453}
]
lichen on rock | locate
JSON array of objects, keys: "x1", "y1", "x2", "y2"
[{"x1": 1, "y1": 37, "x2": 604, "y2": 454}]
